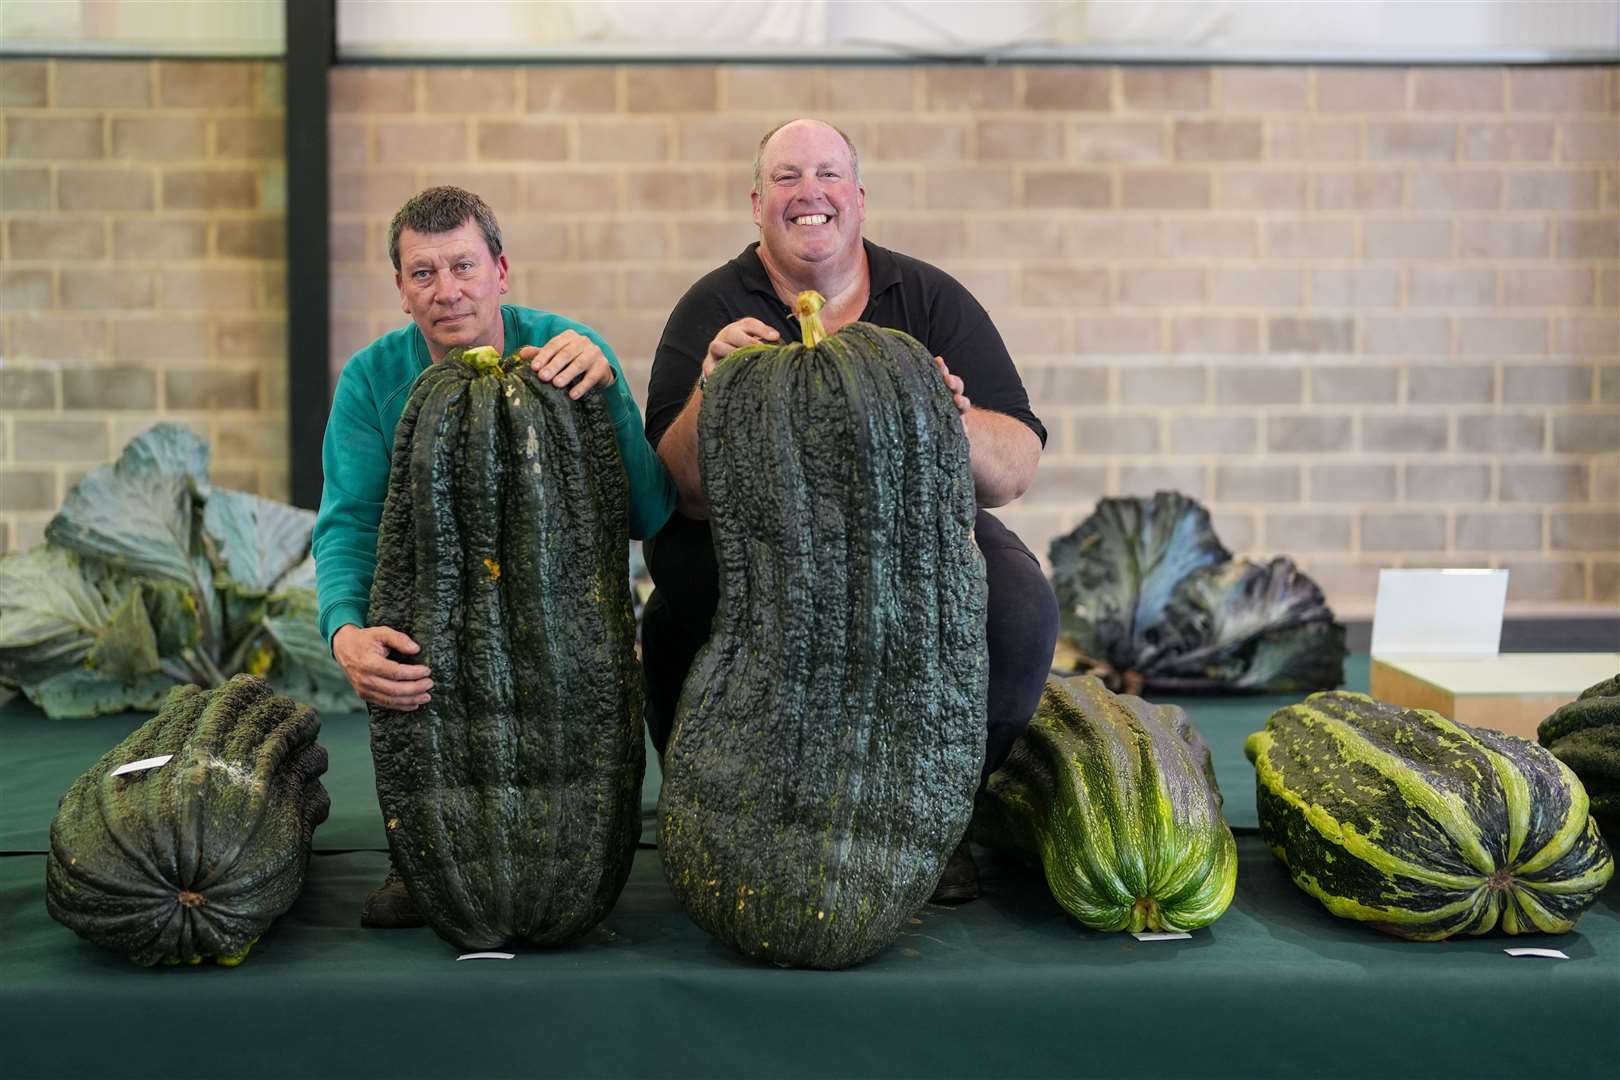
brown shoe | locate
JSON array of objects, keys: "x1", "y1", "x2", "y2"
[
  {"x1": 360, "y1": 867, "x2": 426, "y2": 929},
  {"x1": 929, "y1": 838, "x2": 980, "y2": 904}
]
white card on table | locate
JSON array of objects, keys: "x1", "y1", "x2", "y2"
[
  {"x1": 111, "y1": 754, "x2": 174, "y2": 777},
  {"x1": 1503, "y1": 948, "x2": 1568, "y2": 959},
  {"x1": 1370, "y1": 569, "x2": 1509, "y2": 657}
]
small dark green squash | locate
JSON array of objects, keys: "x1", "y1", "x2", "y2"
[
  {"x1": 658, "y1": 292, "x2": 988, "y2": 970},
  {"x1": 1247, "y1": 691, "x2": 1614, "y2": 940},
  {"x1": 367, "y1": 346, "x2": 643, "y2": 951},
  {"x1": 976, "y1": 675, "x2": 1237, "y2": 932},
  {"x1": 1539, "y1": 674, "x2": 1620, "y2": 839},
  {"x1": 46, "y1": 675, "x2": 330, "y2": 966}
]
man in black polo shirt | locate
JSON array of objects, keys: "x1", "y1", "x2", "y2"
[{"x1": 642, "y1": 118, "x2": 1059, "y2": 902}]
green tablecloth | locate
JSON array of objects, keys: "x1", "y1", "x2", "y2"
[
  {"x1": 4, "y1": 844, "x2": 1616, "y2": 1080},
  {"x1": 5, "y1": 654, "x2": 1618, "y2": 1079}
]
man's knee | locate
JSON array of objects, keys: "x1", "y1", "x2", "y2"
[
  {"x1": 979, "y1": 523, "x2": 1060, "y2": 775},
  {"x1": 984, "y1": 541, "x2": 1060, "y2": 674}
]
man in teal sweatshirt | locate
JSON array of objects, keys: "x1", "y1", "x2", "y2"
[{"x1": 312, "y1": 186, "x2": 675, "y2": 925}]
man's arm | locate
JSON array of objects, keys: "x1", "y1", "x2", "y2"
[
  {"x1": 935, "y1": 355, "x2": 1042, "y2": 507},
  {"x1": 653, "y1": 316, "x2": 781, "y2": 520},
  {"x1": 964, "y1": 408, "x2": 1042, "y2": 506},
  {"x1": 657, "y1": 388, "x2": 707, "y2": 520},
  {"x1": 312, "y1": 363, "x2": 432, "y2": 709}
]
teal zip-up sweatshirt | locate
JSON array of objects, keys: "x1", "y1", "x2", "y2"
[{"x1": 312, "y1": 305, "x2": 676, "y2": 647}]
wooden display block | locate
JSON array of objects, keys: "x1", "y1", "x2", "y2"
[{"x1": 1369, "y1": 653, "x2": 1619, "y2": 740}]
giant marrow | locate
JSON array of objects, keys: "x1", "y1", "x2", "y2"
[
  {"x1": 367, "y1": 346, "x2": 643, "y2": 951},
  {"x1": 658, "y1": 292, "x2": 988, "y2": 969}
]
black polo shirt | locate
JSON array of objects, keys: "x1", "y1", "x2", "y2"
[{"x1": 643, "y1": 240, "x2": 1046, "y2": 451}]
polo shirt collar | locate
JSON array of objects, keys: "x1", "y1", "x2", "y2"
[{"x1": 736, "y1": 239, "x2": 904, "y2": 307}]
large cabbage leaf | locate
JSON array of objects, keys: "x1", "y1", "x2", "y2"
[
  {"x1": 275, "y1": 555, "x2": 317, "y2": 592},
  {"x1": 1049, "y1": 492, "x2": 1229, "y2": 670},
  {"x1": 203, "y1": 489, "x2": 315, "y2": 596},
  {"x1": 0, "y1": 548, "x2": 158, "y2": 684},
  {"x1": 22, "y1": 668, "x2": 174, "y2": 719},
  {"x1": 1153, "y1": 557, "x2": 1346, "y2": 691},
  {"x1": 260, "y1": 588, "x2": 356, "y2": 714},
  {"x1": 45, "y1": 424, "x2": 216, "y2": 629}
]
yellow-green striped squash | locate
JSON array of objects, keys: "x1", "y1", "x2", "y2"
[
  {"x1": 1246, "y1": 691, "x2": 1614, "y2": 940},
  {"x1": 977, "y1": 675, "x2": 1237, "y2": 933}
]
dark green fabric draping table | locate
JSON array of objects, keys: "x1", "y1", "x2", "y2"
[{"x1": 4, "y1": 655, "x2": 1618, "y2": 1080}]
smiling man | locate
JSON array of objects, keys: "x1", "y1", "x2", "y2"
[
  {"x1": 641, "y1": 119, "x2": 1059, "y2": 904},
  {"x1": 312, "y1": 186, "x2": 675, "y2": 927}
]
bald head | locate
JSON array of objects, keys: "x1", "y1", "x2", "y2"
[{"x1": 752, "y1": 119, "x2": 861, "y2": 196}]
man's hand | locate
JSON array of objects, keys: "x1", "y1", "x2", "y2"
[
  {"x1": 934, "y1": 355, "x2": 970, "y2": 414},
  {"x1": 332, "y1": 624, "x2": 433, "y2": 710},
  {"x1": 705, "y1": 318, "x2": 779, "y2": 378},
  {"x1": 523, "y1": 330, "x2": 616, "y2": 400}
]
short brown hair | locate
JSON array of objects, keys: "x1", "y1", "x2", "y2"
[
  {"x1": 752, "y1": 119, "x2": 861, "y2": 196},
  {"x1": 387, "y1": 186, "x2": 503, "y2": 272}
]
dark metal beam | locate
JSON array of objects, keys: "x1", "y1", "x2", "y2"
[{"x1": 285, "y1": 0, "x2": 334, "y2": 509}]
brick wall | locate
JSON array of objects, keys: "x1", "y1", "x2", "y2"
[
  {"x1": 0, "y1": 58, "x2": 286, "y2": 549},
  {"x1": 6, "y1": 61, "x2": 1616, "y2": 614},
  {"x1": 329, "y1": 63, "x2": 1618, "y2": 612}
]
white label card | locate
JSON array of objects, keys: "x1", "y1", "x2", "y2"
[
  {"x1": 1370, "y1": 569, "x2": 1509, "y2": 657},
  {"x1": 456, "y1": 952, "x2": 515, "y2": 961},
  {"x1": 1503, "y1": 948, "x2": 1568, "y2": 960},
  {"x1": 111, "y1": 754, "x2": 174, "y2": 777},
  {"x1": 1131, "y1": 931, "x2": 1192, "y2": 942}
]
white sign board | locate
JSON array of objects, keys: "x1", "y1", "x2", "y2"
[{"x1": 1370, "y1": 569, "x2": 1509, "y2": 657}]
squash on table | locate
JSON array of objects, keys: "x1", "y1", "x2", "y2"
[
  {"x1": 367, "y1": 345, "x2": 643, "y2": 951},
  {"x1": 1539, "y1": 674, "x2": 1620, "y2": 839},
  {"x1": 976, "y1": 675, "x2": 1237, "y2": 933},
  {"x1": 658, "y1": 292, "x2": 988, "y2": 969},
  {"x1": 1247, "y1": 691, "x2": 1613, "y2": 939},
  {"x1": 46, "y1": 675, "x2": 330, "y2": 966}
]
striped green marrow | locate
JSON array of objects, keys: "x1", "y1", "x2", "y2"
[
  {"x1": 658, "y1": 291, "x2": 988, "y2": 970},
  {"x1": 1539, "y1": 674, "x2": 1620, "y2": 839},
  {"x1": 46, "y1": 675, "x2": 329, "y2": 966},
  {"x1": 1246, "y1": 691, "x2": 1614, "y2": 940},
  {"x1": 367, "y1": 346, "x2": 642, "y2": 951},
  {"x1": 976, "y1": 675, "x2": 1237, "y2": 932}
]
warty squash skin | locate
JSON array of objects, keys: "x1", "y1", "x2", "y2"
[
  {"x1": 1539, "y1": 674, "x2": 1620, "y2": 839},
  {"x1": 46, "y1": 675, "x2": 330, "y2": 966},
  {"x1": 367, "y1": 347, "x2": 643, "y2": 951},
  {"x1": 1247, "y1": 691, "x2": 1614, "y2": 940},
  {"x1": 658, "y1": 295, "x2": 988, "y2": 970},
  {"x1": 976, "y1": 675, "x2": 1238, "y2": 933}
]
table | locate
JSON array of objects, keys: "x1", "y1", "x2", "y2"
[{"x1": 4, "y1": 656, "x2": 1616, "y2": 1079}]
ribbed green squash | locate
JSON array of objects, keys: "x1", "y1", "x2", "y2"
[
  {"x1": 368, "y1": 346, "x2": 642, "y2": 951},
  {"x1": 976, "y1": 675, "x2": 1237, "y2": 932},
  {"x1": 1539, "y1": 674, "x2": 1620, "y2": 838},
  {"x1": 658, "y1": 292, "x2": 988, "y2": 970},
  {"x1": 1247, "y1": 691, "x2": 1614, "y2": 940},
  {"x1": 46, "y1": 675, "x2": 329, "y2": 966}
]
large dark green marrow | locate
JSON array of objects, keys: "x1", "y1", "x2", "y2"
[
  {"x1": 977, "y1": 675, "x2": 1237, "y2": 932},
  {"x1": 658, "y1": 292, "x2": 988, "y2": 970},
  {"x1": 46, "y1": 675, "x2": 329, "y2": 966},
  {"x1": 368, "y1": 348, "x2": 642, "y2": 951},
  {"x1": 1247, "y1": 691, "x2": 1614, "y2": 940}
]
